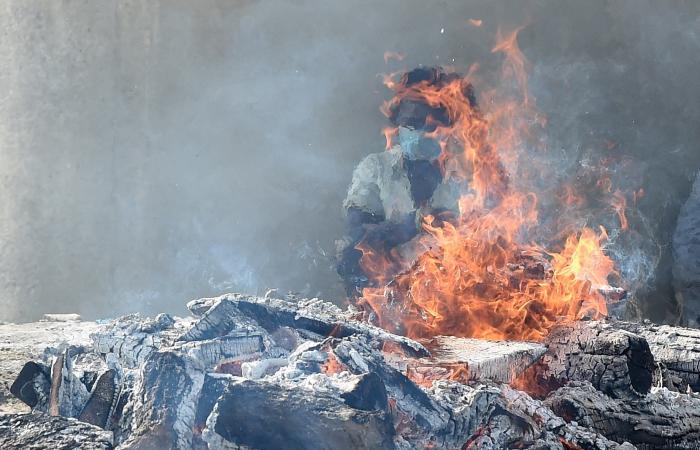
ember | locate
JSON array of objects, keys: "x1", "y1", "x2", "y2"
[{"x1": 4, "y1": 293, "x2": 700, "y2": 449}]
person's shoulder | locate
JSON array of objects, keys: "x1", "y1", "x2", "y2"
[{"x1": 355, "y1": 148, "x2": 399, "y2": 170}]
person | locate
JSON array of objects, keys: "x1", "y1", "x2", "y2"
[
  {"x1": 673, "y1": 171, "x2": 700, "y2": 328},
  {"x1": 337, "y1": 67, "x2": 477, "y2": 296}
]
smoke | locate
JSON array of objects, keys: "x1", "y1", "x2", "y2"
[{"x1": 0, "y1": 0, "x2": 699, "y2": 322}]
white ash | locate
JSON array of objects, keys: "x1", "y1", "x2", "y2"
[{"x1": 3, "y1": 292, "x2": 700, "y2": 449}]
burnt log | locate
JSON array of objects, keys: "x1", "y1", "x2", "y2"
[
  {"x1": 616, "y1": 321, "x2": 700, "y2": 392},
  {"x1": 0, "y1": 413, "x2": 114, "y2": 450},
  {"x1": 194, "y1": 373, "x2": 235, "y2": 435},
  {"x1": 442, "y1": 382, "x2": 635, "y2": 450},
  {"x1": 541, "y1": 321, "x2": 655, "y2": 398},
  {"x1": 91, "y1": 313, "x2": 179, "y2": 369},
  {"x1": 393, "y1": 336, "x2": 547, "y2": 384},
  {"x1": 9, "y1": 362, "x2": 50, "y2": 411},
  {"x1": 0, "y1": 317, "x2": 101, "y2": 414},
  {"x1": 119, "y1": 351, "x2": 204, "y2": 450},
  {"x1": 331, "y1": 336, "x2": 449, "y2": 438},
  {"x1": 121, "y1": 332, "x2": 265, "y2": 450},
  {"x1": 186, "y1": 297, "x2": 221, "y2": 317},
  {"x1": 329, "y1": 335, "x2": 625, "y2": 449},
  {"x1": 48, "y1": 347, "x2": 92, "y2": 418},
  {"x1": 202, "y1": 376, "x2": 395, "y2": 450},
  {"x1": 178, "y1": 297, "x2": 255, "y2": 342},
  {"x1": 546, "y1": 382, "x2": 700, "y2": 450},
  {"x1": 47, "y1": 353, "x2": 64, "y2": 416},
  {"x1": 78, "y1": 369, "x2": 118, "y2": 429},
  {"x1": 175, "y1": 333, "x2": 265, "y2": 369},
  {"x1": 180, "y1": 294, "x2": 429, "y2": 357}
]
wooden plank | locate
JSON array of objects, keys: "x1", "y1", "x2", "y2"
[{"x1": 387, "y1": 336, "x2": 546, "y2": 384}]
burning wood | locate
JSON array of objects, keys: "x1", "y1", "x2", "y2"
[
  {"x1": 546, "y1": 382, "x2": 700, "y2": 450},
  {"x1": 203, "y1": 375, "x2": 395, "y2": 450},
  {"x1": 0, "y1": 10, "x2": 694, "y2": 450},
  {"x1": 540, "y1": 321, "x2": 655, "y2": 398},
  {"x1": 4, "y1": 292, "x2": 678, "y2": 449},
  {"x1": 180, "y1": 293, "x2": 429, "y2": 357},
  {"x1": 387, "y1": 335, "x2": 547, "y2": 385},
  {"x1": 343, "y1": 55, "x2": 623, "y2": 345},
  {"x1": 616, "y1": 321, "x2": 700, "y2": 392}
]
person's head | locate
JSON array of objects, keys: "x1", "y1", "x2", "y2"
[{"x1": 388, "y1": 66, "x2": 476, "y2": 161}]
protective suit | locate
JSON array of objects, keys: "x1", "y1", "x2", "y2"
[
  {"x1": 337, "y1": 67, "x2": 470, "y2": 295},
  {"x1": 673, "y1": 172, "x2": 700, "y2": 328}
]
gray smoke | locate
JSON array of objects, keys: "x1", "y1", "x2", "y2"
[{"x1": 0, "y1": 0, "x2": 698, "y2": 322}]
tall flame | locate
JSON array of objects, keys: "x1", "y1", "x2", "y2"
[{"x1": 357, "y1": 28, "x2": 619, "y2": 342}]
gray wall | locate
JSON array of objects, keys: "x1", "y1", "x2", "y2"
[{"x1": 1, "y1": 0, "x2": 699, "y2": 322}]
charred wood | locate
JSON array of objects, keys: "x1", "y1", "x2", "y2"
[
  {"x1": 47, "y1": 353, "x2": 64, "y2": 416},
  {"x1": 110, "y1": 376, "x2": 134, "y2": 444},
  {"x1": 0, "y1": 413, "x2": 114, "y2": 450},
  {"x1": 203, "y1": 376, "x2": 395, "y2": 450},
  {"x1": 178, "y1": 297, "x2": 252, "y2": 342},
  {"x1": 615, "y1": 321, "x2": 700, "y2": 392},
  {"x1": 48, "y1": 347, "x2": 92, "y2": 418},
  {"x1": 78, "y1": 369, "x2": 118, "y2": 429},
  {"x1": 174, "y1": 333, "x2": 265, "y2": 369},
  {"x1": 121, "y1": 332, "x2": 264, "y2": 449},
  {"x1": 119, "y1": 351, "x2": 204, "y2": 450},
  {"x1": 541, "y1": 321, "x2": 655, "y2": 398},
  {"x1": 9, "y1": 361, "x2": 50, "y2": 411},
  {"x1": 194, "y1": 373, "x2": 234, "y2": 436},
  {"x1": 328, "y1": 336, "x2": 623, "y2": 449},
  {"x1": 330, "y1": 336, "x2": 449, "y2": 438},
  {"x1": 91, "y1": 313, "x2": 180, "y2": 369},
  {"x1": 396, "y1": 336, "x2": 547, "y2": 384},
  {"x1": 181, "y1": 294, "x2": 429, "y2": 357},
  {"x1": 434, "y1": 382, "x2": 635, "y2": 450},
  {"x1": 6, "y1": 294, "x2": 694, "y2": 450},
  {"x1": 546, "y1": 382, "x2": 700, "y2": 450},
  {"x1": 186, "y1": 297, "x2": 220, "y2": 317}
]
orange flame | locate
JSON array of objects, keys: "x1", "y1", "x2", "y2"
[
  {"x1": 321, "y1": 351, "x2": 346, "y2": 375},
  {"x1": 357, "y1": 28, "x2": 620, "y2": 342},
  {"x1": 609, "y1": 189, "x2": 629, "y2": 230}
]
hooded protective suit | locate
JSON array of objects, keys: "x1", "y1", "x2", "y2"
[
  {"x1": 337, "y1": 67, "x2": 479, "y2": 296},
  {"x1": 337, "y1": 129, "x2": 465, "y2": 295}
]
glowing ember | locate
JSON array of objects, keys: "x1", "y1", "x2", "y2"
[
  {"x1": 357, "y1": 28, "x2": 621, "y2": 342},
  {"x1": 321, "y1": 353, "x2": 346, "y2": 375}
]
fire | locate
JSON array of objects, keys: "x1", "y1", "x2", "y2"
[
  {"x1": 406, "y1": 364, "x2": 470, "y2": 388},
  {"x1": 321, "y1": 350, "x2": 346, "y2": 375},
  {"x1": 356, "y1": 28, "x2": 621, "y2": 342}
]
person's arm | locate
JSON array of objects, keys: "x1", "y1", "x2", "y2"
[{"x1": 338, "y1": 155, "x2": 387, "y2": 296}]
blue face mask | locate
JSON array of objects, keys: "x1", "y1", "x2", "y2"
[{"x1": 398, "y1": 127, "x2": 442, "y2": 161}]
